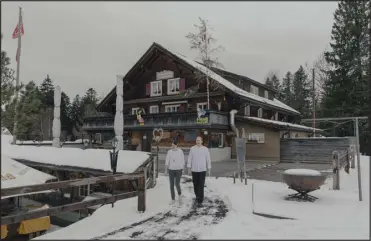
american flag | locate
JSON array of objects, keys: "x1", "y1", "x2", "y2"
[
  {"x1": 13, "y1": 11, "x2": 24, "y2": 62},
  {"x1": 12, "y1": 16, "x2": 24, "y2": 39}
]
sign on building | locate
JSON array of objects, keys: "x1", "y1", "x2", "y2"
[
  {"x1": 247, "y1": 133, "x2": 265, "y2": 144},
  {"x1": 156, "y1": 70, "x2": 174, "y2": 80}
]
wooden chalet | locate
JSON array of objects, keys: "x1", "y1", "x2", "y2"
[{"x1": 83, "y1": 43, "x2": 318, "y2": 161}]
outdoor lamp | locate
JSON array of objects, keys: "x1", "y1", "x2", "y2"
[{"x1": 110, "y1": 137, "x2": 119, "y2": 175}]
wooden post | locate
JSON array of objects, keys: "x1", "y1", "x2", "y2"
[
  {"x1": 137, "y1": 168, "x2": 147, "y2": 212},
  {"x1": 332, "y1": 151, "x2": 340, "y2": 190},
  {"x1": 350, "y1": 144, "x2": 356, "y2": 168},
  {"x1": 233, "y1": 172, "x2": 236, "y2": 184}
]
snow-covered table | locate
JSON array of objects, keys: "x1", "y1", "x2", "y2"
[{"x1": 282, "y1": 169, "x2": 326, "y2": 202}]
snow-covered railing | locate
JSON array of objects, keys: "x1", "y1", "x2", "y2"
[
  {"x1": 332, "y1": 145, "x2": 356, "y2": 190},
  {"x1": 1, "y1": 172, "x2": 148, "y2": 225}
]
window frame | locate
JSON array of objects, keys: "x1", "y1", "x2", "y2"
[
  {"x1": 149, "y1": 105, "x2": 159, "y2": 114},
  {"x1": 250, "y1": 85, "x2": 259, "y2": 95},
  {"x1": 150, "y1": 80, "x2": 162, "y2": 97},
  {"x1": 264, "y1": 90, "x2": 269, "y2": 98},
  {"x1": 165, "y1": 104, "x2": 180, "y2": 113},
  {"x1": 218, "y1": 133, "x2": 224, "y2": 148},
  {"x1": 197, "y1": 102, "x2": 208, "y2": 111},
  {"x1": 167, "y1": 78, "x2": 180, "y2": 95}
]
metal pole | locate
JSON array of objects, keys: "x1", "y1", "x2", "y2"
[
  {"x1": 355, "y1": 118, "x2": 362, "y2": 201},
  {"x1": 205, "y1": 23, "x2": 210, "y2": 110},
  {"x1": 312, "y1": 68, "x2": 316, "y2": 136},
  {"x1": 12, "y1": 7, "x2": 22, "y2": 144}
]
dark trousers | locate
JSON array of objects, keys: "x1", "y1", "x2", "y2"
[
  {"x1": 192, "y1": 171, "x2": 206, "y2": 204},
  {"x1": 169, "y1": 169, "x2": 182, "y2": 200}
]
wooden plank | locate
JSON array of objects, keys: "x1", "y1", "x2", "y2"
[
  {"x1": 1, "y1": 191, "x2": 138, "y2": 225},
  {"x1": 1, "y1": 173, "x2": 143, "y2": 197},
  {"x1": 137, "y1": 168, "x2": 147, "y2": 212}
]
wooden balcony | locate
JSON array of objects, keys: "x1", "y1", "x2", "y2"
[{"x1": 82, "y1": 111, "x2": 230, "y2": 132}]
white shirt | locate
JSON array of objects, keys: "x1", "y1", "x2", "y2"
[
  {"x1": 187, "y1": 145, "x2": 211, "y2": 172},
  {"x1": 165, "y1": 148, "x2": 185, "y2": 170}
]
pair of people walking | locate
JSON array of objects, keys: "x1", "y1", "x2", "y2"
[{"x1": 165, "y1": 136, "x2": 212, "y2": 207}]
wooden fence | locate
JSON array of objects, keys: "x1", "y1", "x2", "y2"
[
  {"x1": 1, "y1": 156, "x2": 156, "y2": 225},
  {"x1": 331, "y1": 145, "x2": 356, "y2": 190}
]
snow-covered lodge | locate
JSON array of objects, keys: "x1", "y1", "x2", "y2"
[{"x1": 82, "y1": 42, "x2": 319, "y2": 162}]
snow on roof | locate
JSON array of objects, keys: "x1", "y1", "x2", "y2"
[
  {"x1": 1, "y1": 134, "x2": 151, "y2": 174},
  {"x1": 167, "y1": 50, "x2": 300, "y2": 114},
  {"x1": 1, "y1": 155, "x2": 57, "y2": 191},
  {"x1": 283, "y1": 169, "x2": 322, "y2": 176},
  {"x1": 240, "y1": 116, "x2": 322, "y2": 132}
]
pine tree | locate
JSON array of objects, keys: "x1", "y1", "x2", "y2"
[
  {"x1": 16, "y1": 81, "x2": 43, "y2": 139},
  {"x1": 322, "y1": 1, "x2": 369, "y2": 152},
  {"x1": 292, "y1": 66, "x2": 312, "y2": 117},
  {"x1": 324, "y1": 1, "x2": 369, "y2": 117},
  {"x1": 70, "y1": 94, "x2": 83, "y2": 127},
  {"x1": 81, "y1": 88, "x2": 99, "y2": 117},
  {"x1": 1, "y1": 33, "x2": 15, "y2": 107},
  {"x1": 60, "y1": 92, "x2": 73, "y2": 134},
  {"x1": 39, "y1": 75, "x2": 54, "y2": 107},
  {"x1": 264, "y1": 77, "x2": 273, "y2": 88},
  {"x1": 280, "y1": 71, "x2": 293, "y2": 106},
  {"x1": 270, "y1": 74, "x2": 281, "y2": 91}
]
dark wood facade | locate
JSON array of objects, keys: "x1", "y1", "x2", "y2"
[{"x1": 83, "y1": 43, "x2": 301, "y2": 149}]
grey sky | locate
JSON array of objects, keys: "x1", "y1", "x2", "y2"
[{"x1": 1, "y1": 1, "x2": 337, "y2": 99}]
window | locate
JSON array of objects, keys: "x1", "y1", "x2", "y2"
[
  {"x1": 150, "y1": 105, "x2": 159, "y2": 114},
  {"x1": 218, "y1": 133, "x2": 224, "y2": 147},
  {"x1": 258, "y1": 108, "x2": 263, "y2": 118},
  {"x1": 132, "y1": 107, "x2": 140, "y2": 115},
  {"x1": 79, "y1": 185, "x2": 91, "y2": 197},
  {"x1": 165, "y1": 104, "x2": 180, "y2": 113},
  {"x1": 244, "y1": 105, "x2": 250, "y2": 116},
  {"x1": 250, "y1": 85, "x2": 259, "y2": 95},
  {"x1": 167, "y1": 78, "x2": 180, "y2": 95},
  {"x1": 197, "y1": 102, "x2": 208, "y2": 111},
  {"x1": 151, "y1": 81, "x2": 162, "y2": 97},
  {"x1": 264, "y1": 90, "x2": 269, "y2": 98}
]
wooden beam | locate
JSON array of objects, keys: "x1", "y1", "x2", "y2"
[
  {"x1": 1, "y1": 173, "x2": 143, "y2": 197},
  {"x1": 1, "y1": 191, "x2": 138, "y2": 225}
]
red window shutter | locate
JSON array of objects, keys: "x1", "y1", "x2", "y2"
[
  {"x1": 180, "y1": 78, "x2": 185, "y2": 91},
  {"x1": 146, "y1": 83, "x2": 150, "y2": 96},
  {"x1": 179, "y1": 104, "x2": 185, "y2": 112}
]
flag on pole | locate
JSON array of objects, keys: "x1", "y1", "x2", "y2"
[{"x1": 12, "y1": 12, "x2": 24, "y2": 39}]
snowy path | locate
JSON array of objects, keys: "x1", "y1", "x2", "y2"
[{"x1": 92, "y1": 177, "x2": 229, "y2": 240}]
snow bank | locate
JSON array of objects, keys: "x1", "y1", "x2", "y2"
[
  {"x1": 1, "y1": 155, "x2": 56, "y2": 189},
  {"x1": 283, "y1": 169, "x2": 322, "y2": 176},
  {"x1": 1, "y1": 134, "x2": 150, "y2": 174},
  {"x1": 36, "y1": 155, "x2": 369, "y2": 240}
]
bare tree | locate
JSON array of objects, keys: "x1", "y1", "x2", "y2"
[{"x1": 186, "y1": 17, "x2": 225, "y2": 109}]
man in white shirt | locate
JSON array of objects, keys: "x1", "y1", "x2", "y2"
[
  {"x1": 187, "y1": 136, "x2": 211, "y2": 207},
  {"x1": 165, "y1": 139, "x2": 185, "y2": 205}
]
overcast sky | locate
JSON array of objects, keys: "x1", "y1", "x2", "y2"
[{"x1": 1, "y1": 1, "x2": 337, "y2": 99}]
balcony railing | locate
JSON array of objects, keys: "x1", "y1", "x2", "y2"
[{"x1": 82, "y1": 111, "x2": 229, "y2": 131}]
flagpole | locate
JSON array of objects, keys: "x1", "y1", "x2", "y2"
[{"x1": 12, "y1": 7, "x2": 22, "y2": 144}]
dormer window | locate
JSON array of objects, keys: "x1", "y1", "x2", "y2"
[
  {"x1": 167, "y1": 78, "x2": 180, "y2": 95},
  {"x1": 250, "y1": 85, "x2": 259, "y2": 95},
  {"x1": 150, "y1": 81, "x2": 162, "y2": 97}
]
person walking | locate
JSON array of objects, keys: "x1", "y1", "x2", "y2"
[
  {"x1": 187, "y1": 136, "x2": 211, "y2": 207},
  {"x1": 165, "y1": 138, "x2": 185, "y2": 206}
]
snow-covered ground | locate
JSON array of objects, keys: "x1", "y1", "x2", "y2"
[
  {"x1": 1, "y1": 133, "x2": 150, "y2": 173},
  {"x1": 36, "y1": 155, "x2": 370, "y2": 240}
]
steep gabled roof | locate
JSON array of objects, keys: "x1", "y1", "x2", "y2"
[{"x1": 98, "y1": 42, "x2": 299, "y2": 115}]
